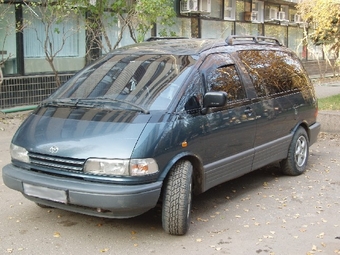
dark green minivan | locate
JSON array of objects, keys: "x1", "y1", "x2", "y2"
[{"x1": 2, "y1": 36, "x2": 320, "y2": 235}]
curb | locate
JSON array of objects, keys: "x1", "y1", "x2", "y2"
[{"x1": 317, "y1": 110, "x2": 340, "y2": 133}]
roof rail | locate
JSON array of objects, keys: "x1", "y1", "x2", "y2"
[
  {"x1": 225, "y1": 35, "x2": 282, "y2": 46},
  {"x1": 145, "y1": 36, "x2": 189, "y2": 41}
]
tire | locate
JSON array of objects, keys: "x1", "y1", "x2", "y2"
[
  {"x1": 162, "y1": 160, "x2": 193, "y2": 235},
  {"x1": 281, "y1": 127, "x2": 309, "y2": 176}
]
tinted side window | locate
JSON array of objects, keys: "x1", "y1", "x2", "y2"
[
  {"x1": 238, "y1": 50, "x2": 310, "y2": 97},
  {"x1": 206, "y1": 65, "x2": 246, "y2": 102},
  {"x1": 177, "y1": 70, "x2": 204, "y2": 114}
]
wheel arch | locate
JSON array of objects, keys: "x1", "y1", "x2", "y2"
[
  {"x1": 158, "y1": 152, "x2": 205, "y2": 195},
  {"x1": 292, "y1": 121, "x2": 310, "y2": 142}
]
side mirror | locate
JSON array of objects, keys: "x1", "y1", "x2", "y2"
[{"x1": 202, "y1": 91, "x2": 227, "y2": 114}]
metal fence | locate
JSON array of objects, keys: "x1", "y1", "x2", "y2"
[
  {"x1": 0, "y1": 74, "x2": 73, "y2": 109},
  {"x1": 0, "y1": 60, "x2": 336, "y2": 110}
]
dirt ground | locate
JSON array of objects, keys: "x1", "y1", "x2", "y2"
[{"x1": 0, "y1": 112, "x2": 340, "y2": 255}]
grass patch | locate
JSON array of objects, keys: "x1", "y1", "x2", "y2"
[{"x1": 318, "y1": 94, "x2": 340, "y2": 110}]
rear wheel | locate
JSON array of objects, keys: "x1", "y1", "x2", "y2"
[
  {"x1": 281, "y1": 127, "x2": 309, "y2": 176},
  {"x1": 162, "y1": 160, "x2": 193, "y2": 235}
]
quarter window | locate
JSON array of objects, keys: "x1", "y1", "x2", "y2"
[{"x1": 238, "y1": 50, "x2": 310, "y2": 97}]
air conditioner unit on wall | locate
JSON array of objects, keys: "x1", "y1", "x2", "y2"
[
  {"x1": 294, "y1": 14, "x2": 302, "y2": 23},
  {"x1": 180, "y1": 0, "x2": 199, "y2": 13},
  {"x1": 199, "y1": 0, "x2": 211, "y2": 13},
  {"x1": 278, "y1": 11, "x2": 286, "y2": 21},
  {"x1": 269, "y1": 8, "x2": 277, "y2": 20},
  {"x1": 251, "y1": 11, "x2": 259, "y2": 22}
]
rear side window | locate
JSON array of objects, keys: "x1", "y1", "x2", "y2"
[{"x1": 238, "y1": 50, "x2": 310, "y2": 97}]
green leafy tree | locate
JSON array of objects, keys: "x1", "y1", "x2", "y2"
[
  {"x1": 297, "y1": 0, "x2": 340, "y2": 75},
  {"x1": 24, "y1": 0, "x2": 81, "y2": 86},
  {"x1": 0, "y1": 0, "x2": 16, "y2": 87},
  {"x1": 74, "y1": 0, "x2": 176, "y2": 63}
]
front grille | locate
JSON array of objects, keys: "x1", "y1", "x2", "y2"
[{"x1": 29, "y1": 152, "x2": 85, "y2": 172}]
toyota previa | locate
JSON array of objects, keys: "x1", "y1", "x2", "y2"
[{"x1": 2, "y1": 36, "x2": 320, "y2": 235}]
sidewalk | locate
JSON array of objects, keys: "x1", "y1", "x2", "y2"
[
  {"x1": 314, "y1": 79, "x2": 340, "y2": 133},
  {"x1": 314, "y1": 79, "x2": 340, "y2": 99}
]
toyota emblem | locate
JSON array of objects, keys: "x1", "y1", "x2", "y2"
[{"x1": 49, "y1": 146, "x2": 59, "y2": 154}]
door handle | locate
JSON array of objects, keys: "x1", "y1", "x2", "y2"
[{"x1": 244, "y1": 107, "x2": 253, "y2": 116}]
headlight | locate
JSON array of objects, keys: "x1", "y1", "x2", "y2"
[
  {"x1": 84, "y1": 158, "x2": 158, "y2": 177},
  {"x1": 10, "y1": 144, "x2": 30, "y2": 163}
]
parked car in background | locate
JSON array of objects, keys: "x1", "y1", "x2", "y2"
[{"x1": 2, "y1": 35, "x2": 320, "y2": 235}]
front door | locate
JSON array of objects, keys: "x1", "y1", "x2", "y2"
[{"x1": 199, "y1": 53, "x2": 257, "y2": 191}]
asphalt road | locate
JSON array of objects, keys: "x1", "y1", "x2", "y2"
[{"x1": 0, "y1": 116, "x2": 340, "y2": 255}]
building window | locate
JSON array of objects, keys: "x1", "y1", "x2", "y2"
[
  {"x1": 23, "y1": 7, "x2": 80, "y2": 58},
  {"x1": 224, "y1": 0, "x2": 236, "y2": 20},
  {"x1": 235, "y1": 22, "x2": 263, "y2": 36},
  {"x1": 265, "y1": 24, "x2": 287, "y2": 46},
  {"x1": 209, "y1": 0, "x2": 223, "y2": 19},
  {"x1": 156, "y1": 17, "x2": 191, "y2": 38},
  {"x1": 279, "y1": 5, "x2": 289, "y2": 22},
  {"x1": 22, "y1": 5, "x2": 86, "y2": 74},
  {"x1": 0, "y1": 3, "x2": 17, "y2": 75},
  {"x1": 201, "y1": 20, "x2": 234, "y2": 38},
  {"x1": 251, "y1": 1, "x2": 264, "y2": 23},
  {"x1": 288, "y1": 26, "x2": 304, "y2": 60},
  {"x1": 265, "y1": 4, "x2": 279, "y2": 22}
]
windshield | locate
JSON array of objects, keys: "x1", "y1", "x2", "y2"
[{"x1": 48, "y1": 54, "x2": 195, "y2": 111}]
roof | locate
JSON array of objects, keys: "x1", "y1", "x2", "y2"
[
  {"x1": 112, "y1": 36, "x2": 288, "y2": 56},
  {"x1": 115, "y1": 38, "x2": 226, "y2": 56}
]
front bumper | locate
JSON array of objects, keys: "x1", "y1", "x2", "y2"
[{"x1": 2, "y1": 164, "x2": 162, "y2": 218}]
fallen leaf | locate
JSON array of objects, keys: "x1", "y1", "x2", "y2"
[
  {"x1": 317, "y1": 232, "x2": 325, "y2": 239},
  {"x1": 53, "y1": 232, "x2": 61, "y2": 238}
]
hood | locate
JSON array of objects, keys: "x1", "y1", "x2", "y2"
[{"x1": 12, "y1": 107, "x2": 151, "y2": 159}]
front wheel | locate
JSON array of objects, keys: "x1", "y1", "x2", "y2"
[
  {"x1": 162, "y1": 160, "x2": 193, "y2": 235},
  {"x1": 280, "y1": 127, "x2": 309, "y2": 176}
]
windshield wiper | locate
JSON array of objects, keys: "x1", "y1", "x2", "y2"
[
  {"x1": 93, "y1": 97, "x2": 150, "y2": 114},
  {"x1": 42, "y1": 98, "x2": 149, "y2": 114},
  {"x1": 41, "y1": 98, "x2": 95, "y2": 108}
]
